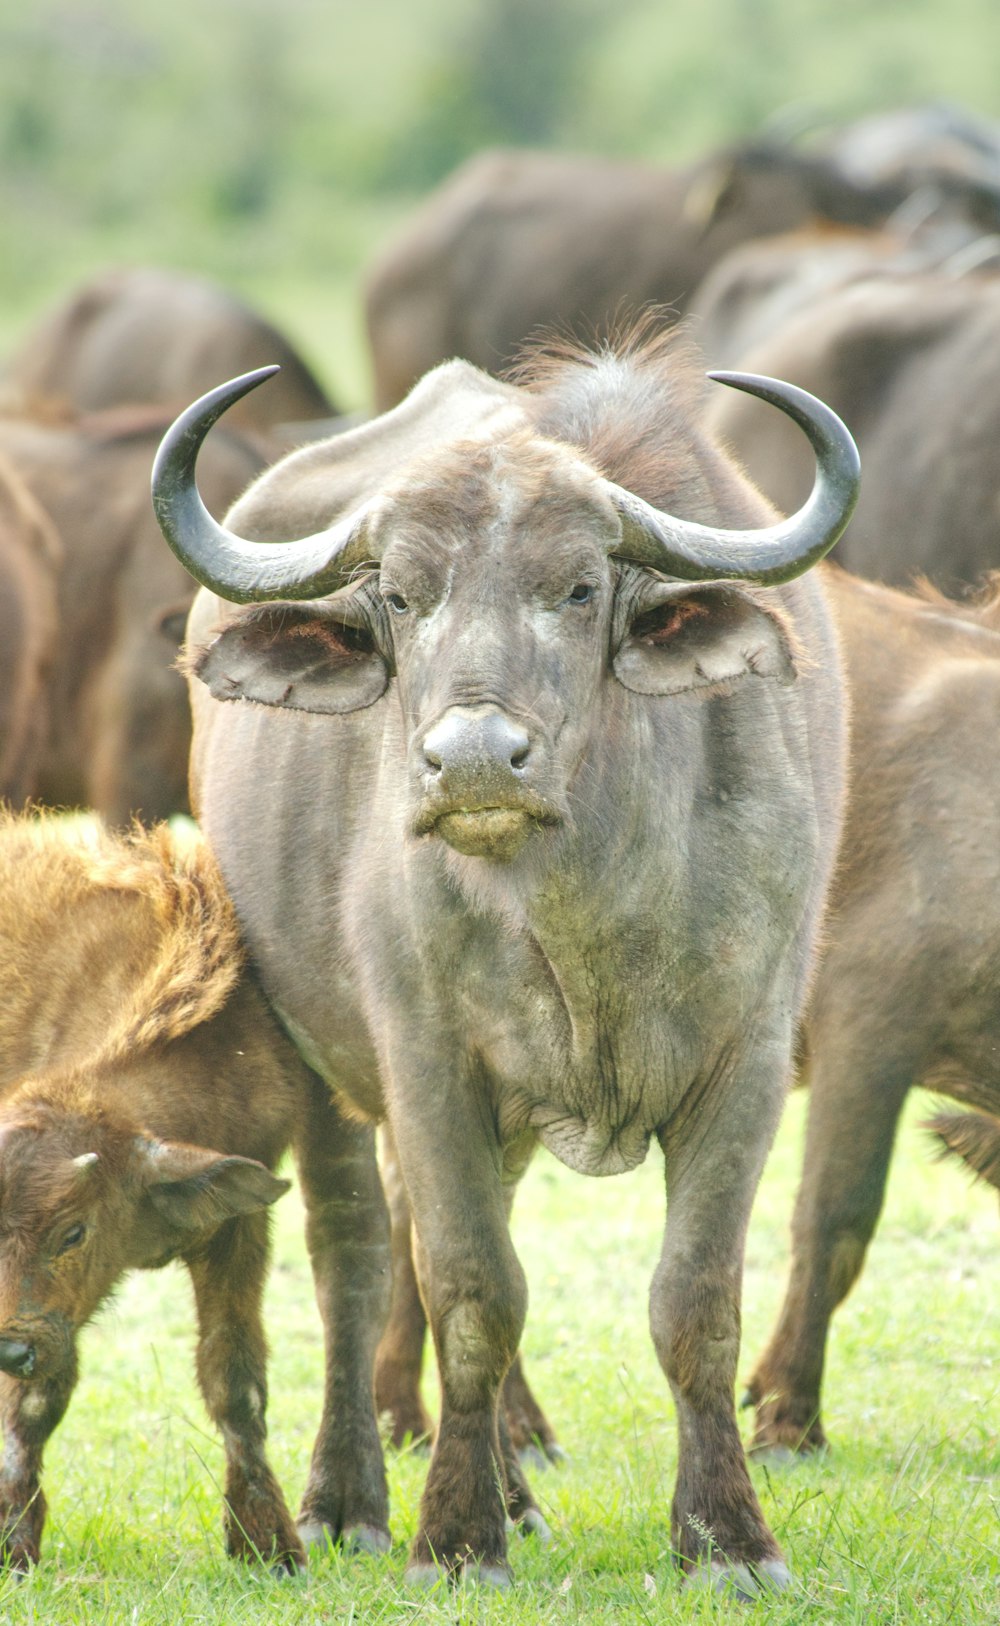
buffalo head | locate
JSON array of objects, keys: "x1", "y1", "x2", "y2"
[
  {"x1": 0, "y1": 1110, "x2": 287, "y2": 1385},
  {"x1": 153, "y1": 358, "x2": 858, "y2": 865}
]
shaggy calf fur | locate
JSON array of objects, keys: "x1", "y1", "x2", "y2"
[{"x1": 0, "y1": 812, "x2": 389, "y2": 1570}]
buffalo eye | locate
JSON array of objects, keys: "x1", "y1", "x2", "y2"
[
  {"x1": 55, "y1": 1223, "x2": 87, "y2": 1256},
  {"x1": 567, "y1": 582, "x2": 594, "y2": 605},
  {"x1": 385, "y1": 591, "x2": 409, "y2": 615}
]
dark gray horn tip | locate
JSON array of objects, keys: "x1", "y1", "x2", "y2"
[
  {"x1": 152, "y1": 365, "x2": 281, "y2": 524},
  {"x1": 706, "y1": 368, "x2": 861, "y2": 491}
]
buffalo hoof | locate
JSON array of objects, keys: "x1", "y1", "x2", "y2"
[
  {"x1": 296, "y1": 1517, "x2": 390, "y2": 1556},
  {"x1": 516, "y1": 1507, "x2": 553, "y2": 1544},
  {"x1": 518, "y1": 1440, "x2": 568, "y2": 1471},
  {"x1": 405, "y1": 1557, "x2": 513, "y2": 1590},
  {"x1": 344, "y1": 1522, "x2": 392, "y2": 1556},
  {"x1": 749, "y1": 1431, "x2": 828, "y2": 1462},
  {"x1": 685, "y1": 1556, "x2": 792, "y2": 1600}
]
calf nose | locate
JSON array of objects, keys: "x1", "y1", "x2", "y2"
[
  {"x1": 422, "y1": 707, "x2": 531, "y2": 790},
  {"x1": 0, "y1": 1339, "x2": 35, "y2": 1378}
]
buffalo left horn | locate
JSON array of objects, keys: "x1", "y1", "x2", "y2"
[
  {"x1": 152, "y1": 367, "x2": 858, "y2": 602},
  {"x1": 605, "y1": 372, "x2": 859, "y2": 585}
]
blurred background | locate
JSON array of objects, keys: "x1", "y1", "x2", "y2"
[{"x1": 3, "y1": 0, "x2": 1000, "y2": 408}]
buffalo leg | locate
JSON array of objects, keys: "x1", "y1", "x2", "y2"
[
  {"x1": 745, "y1": 1043, "x2": 913, "y2": 1455},
  {"x1": 376, "y1": 1126, "x2": 560, "y2": 1461},
  {"x1": 374, "y1": 1123, "x2": 433, "y2": 1447},
  {"x1": 294, "y1": 1081, "x2": 391, "y2": 1554},
  {"x1": 186, "y1": 1213, "x2": 305, "y2": 1570},
  {"x1": 391, "y1": 1096, "x2": 540, "y2": 1585},
  {"x1": 652, "y1": 1058, "x2": 788, "y2": 1597},
  {"x1": 0, "y1": 1370, "x2": 74, "y2": 1569}
]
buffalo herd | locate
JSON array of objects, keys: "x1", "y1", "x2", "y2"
[{"x1": 0, "y1": 104, "x2": 998, "y2": 1593}]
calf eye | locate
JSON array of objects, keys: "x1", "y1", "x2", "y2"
[
  {"x1": 567, "y1": 582, "x2": 594, "y2": 605},
  {"x1": 56, "y1": 1223, "x2": 87, "y2": 1255},
  {"x1": 385, "y1": 591, "x2": 409, "y2": 614}
]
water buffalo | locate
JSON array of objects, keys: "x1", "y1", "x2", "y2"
[
  {"x1": 3, "y1": 266, "x2": 338, "y2": 430},
  {"x1": 744, "y1": 566, "x2": 1000, "y2": 1454},
  {"x1": 0, "y1": 402, "x2": 268, "y2": 822},
  {"x1": 363, "y1": 140, "x2": 920, "y2": 410},
  {"x1": 0, "y1": 454, "x2": 60, "y2": 804},
  {"x1": 152, "y1": 330, "x2": 858, "y2": 1592},
  {"x1": 706, "y1": 268, "x2": 1000, "y2": 591},
  {"x1": 0, "y1": 811, "x2": 389, "y2": 1570}
]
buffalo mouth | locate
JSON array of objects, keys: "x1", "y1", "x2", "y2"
[{"x1": 416, "y1": 802, "x2": 561, "y2": 861}]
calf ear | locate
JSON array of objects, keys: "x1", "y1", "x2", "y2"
[
  {"x1": 613, "y1": 582, "x2": 797, "y2": 696},
  {"x1": 191, "y1": 601, "x2": 389, "y2": 714},
  {"x1": 138, "y1": 1140, "x2": 290, "y2": 1235}
]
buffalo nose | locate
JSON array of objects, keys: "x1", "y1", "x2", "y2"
[
  {"x1": 422, "y1": 707, "x2": 531, "y2": 781},
  {"x1": 0, "y1": 1339, "x2": 35, "y2": 1378}
]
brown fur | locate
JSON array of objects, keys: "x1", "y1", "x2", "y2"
[
  {"x1": 926, "y1": 1110, "x2": 1000, "y2": 1192},
  {"x1": 4, "y1": 266, "x2": 337, "y2": 429},
  {"x1": 0, "y1": 402, "x2": 268, "y2": 822},
  {"x1": 0, "y1": 459, "x2": 60, "y2": 805},
  {"x1": 364, "y1": 141, "x2": 925, "y2": 410},
  {"x1": 0, "y1": 811, "x2": 390, "y2": 1570},
  {"x1": 745, "y1": 563, "x2": 1000, "y2": 1453},
  {"x1": 707, "y1": 270, "x2": 1000, "y2": 592}
]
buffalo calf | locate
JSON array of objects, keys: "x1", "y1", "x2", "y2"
[{"x1": 0, "y1": 812, "x2": 390, "y2": 1569}]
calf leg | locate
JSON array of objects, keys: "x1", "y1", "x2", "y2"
[
  {"x1": 0, "y1": 1369, "x2": 74, "y2": 1569},
  {"x1": 653, "y1": 1050, "x2": 789, "y2": 1598},
  {"x1": 186, "y1": 1213, "x2": 304, "y2": 1570},
  {"x1": 294, "y1": 1081, "x2": 391, "y2": 1554},
  {"x1": 745, "y1": 1044, "x2": 913, "y2": 1455}
]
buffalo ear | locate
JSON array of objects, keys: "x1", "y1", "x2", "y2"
[
  {"x1": 192, "y1": 602, "x2": 389, "y2": 714},
  {"x1": 613, "y1": 582, "x2": 797, "y2": 697},
  {"x1": 137, "y1": 1139, "x2": 290, "y2": 1235}
]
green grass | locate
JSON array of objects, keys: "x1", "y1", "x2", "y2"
[{"x1": 0, "y1": 1089, "x2": 995, "y2": 1622}]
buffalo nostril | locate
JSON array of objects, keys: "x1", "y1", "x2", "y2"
[
  {"x1": 422, "y1": 708, "x2": 532, "y2": 783},
  {"x1": 0, "y1": 1339, "x2": 36, "y2": 1378}
]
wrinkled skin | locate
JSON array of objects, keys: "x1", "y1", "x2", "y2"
[
  {"x1": 0, "y1": 816, "x2": 390, "y2": 1569},
  {"x1": 744, "y1": 566, "x2": 1000, "y2": 1454},
  {"x1": 178, "y1": 338, "x2": 848, "y2": 1589}
]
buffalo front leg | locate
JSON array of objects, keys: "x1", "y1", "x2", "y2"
[
  {"x1": 391, "y1": 1097, "x2": 536, "y2": 1586},
  {"x1": 653, "y1": 1061, "x2": 788, "y2": 1599},
  {"x1": 294, "y1": 1081, "x2": 391, "y2": 1555},
  {"x1": 186, "y1": 1213, "x2": 305, "y2": 1570},
  {"x1": 376, "y1": 1127, "x2": 560, "y2": 1462},
  {"x1": 0, "y1": 1369, "x2": 74, "y2": 1569},
  {"x1": 745, "y1": 1041, "x2": 913, "y2": 1456}
]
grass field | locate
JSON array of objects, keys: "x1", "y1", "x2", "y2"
[{"x1": 0, "y1": 1087, "x2": 994, "y2": 1624}]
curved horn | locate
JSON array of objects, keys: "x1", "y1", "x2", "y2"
[
  {"x1": 606, "y1": 372, "x2": 859, "y2": 586},
  {"x1": 151, "y1": 368, "x2": 377, "y2": 603}
]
